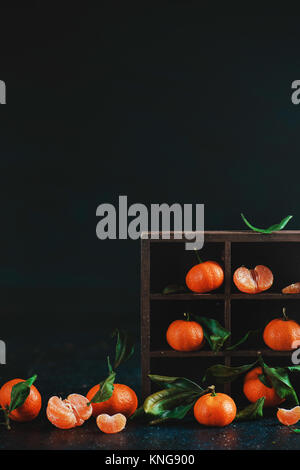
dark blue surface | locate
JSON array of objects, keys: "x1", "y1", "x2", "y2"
[
  {"x1": 0, "y1": 328, "x2": 299, "y2": 451},
  {"x1": 0, "y1": 415, "x2": 299, "y2": 451}
]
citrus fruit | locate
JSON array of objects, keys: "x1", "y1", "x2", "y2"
[
  {"x1": 193, "y1": 386, "x2": 236, "y2": 427},
  {"x1": 233, "y1": 265, "x2": 273, "y2": 294},
  {"x1": 263, "y1": 308, "x2": 300, "y2": 351},
  {"x1": 86, "y1": 383, "x2": 138, "y2": 418},
  {"x1": 46, "y1": 393, "x2": 92, "y2": 429},
  {"x1": 282, "y1": 282, "x2": 300, "y2": 294},
  {"x1": 277, "y1": 406, "x2": 300, "y2": 425},
  {"x1": 186, "y1": 261, "x2": 224, "y2": 293},
  {"x1": 0, "y1": 378, "x2": 42, "y2": 422},
  {"x1": 166, "y1": 316, "x2": 204, "y2": 351},
  {"x1": 96, "y1": 413, "x2": 126, "y2": 433},
  {"x1": 243, "y1": 367, "x2": 284, "y2": 407}
]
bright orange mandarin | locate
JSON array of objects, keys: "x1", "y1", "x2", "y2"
[
  {"x1": 263, "y1": 315, "x2": 300, "y2": 351},
  {"x1": 243, "y1": 367, "x2": 284, "y2": 407},
  {"x1": 166, "y1": 319, "x2": 204, "y2": 351},
  {"x1": 96, "y1": 413, "x2": 126, "y2": 434},
  {"x1": 194, "y1": 389, "x2": 236, "y2": 427},
  {"x1": 86, "y1": 383, "x2": 138, "y2": 418},
  {"x1": 0, "y1": 378, "x2": 42, "y2": 422},
  {"x1": 186, "y1": 261, "x2": 224, "y2": 293}
]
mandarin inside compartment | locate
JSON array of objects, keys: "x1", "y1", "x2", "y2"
[{"x1": 141, "y1": 233, "x2": 300, "y2": 399}]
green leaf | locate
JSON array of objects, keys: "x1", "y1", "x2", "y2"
[
  {"x1": 262, "y1": 363, "x2": 299, "y2": 405},
  {"x1": 241, "y1": 213, "x2": 293, "y2": 234},
  {"x1": 258, "y1": 372, "x2": 272, "y2": 388},
  {"x1": 286, "y1": 366, "x2": 300, "y2": 374},
  {"x1": 203, "y1": 361, "x2": 258, "y2": 384},
  {"x1": 9, "y1": 375, "x2": 37, "y2": 413},
  {"x1": 192, "y1": 315, "x2": 231, "y2": 352},
  {"x1": 142, "y1": 376, "x2": 209, "y2": 423},
  {"x1": 289, "y1": 426, "x2": 300, "y2": 433},
  {"x1": 226, "y1": 328, "x2": 262, "y2": 351},
  {"x1": 236, "y1": 397, "x2": 265, "y2": 421},
  {"x1": 162, "y1": 284, "x2": 187, "y2": 295},
  {"x1": 107, "y1": 356, "x2": 113, "y2": 375},
  {"x1": 143, "y1": 388, "x2": 200, "y2": 422},
  {"x1": 128, "y1": 406, "x2": 145, "y2": 421},
  {"x1": 112, "y1": 329, "x2": 135, "y2": 370},
  {"x1": 149, "y1": 374, "x2": 203, "y2": 392},
  {"x1": 89, "y1": 371, "x2": 116, "y2": 404}
]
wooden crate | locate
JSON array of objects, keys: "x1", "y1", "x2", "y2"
[{"x1": 141, "y1": 231, "x2": 300, "y2": 399}]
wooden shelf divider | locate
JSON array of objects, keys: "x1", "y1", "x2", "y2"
[{"x1": 141, "y1": 231, "x2": 300, "y2": 399}]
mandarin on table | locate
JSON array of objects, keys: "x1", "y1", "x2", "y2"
[
  {"x1": 86, "y1": 383, "x2": 138, "y2": 418},
  {"x1": 96, "y1": 413, "x2": 127, "y2": 434},
  {"x1": 46, "y1": 393, "x2": 92, "y2": 429},
  {"x1": 193, "y1": 387, "x2": 236, "y2": 427},
  {"x1": 0, "y1": 378, "x2": 42, "y2": 422}
]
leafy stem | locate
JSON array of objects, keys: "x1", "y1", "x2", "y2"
[
  {"x1": 241, "y1": 213, "x2": 293, "y2": 234},
  {"x1": 0, "y1": 407, "x2": 11, "y2": 430},
  {"x1": 208, "y1": 385, "x2": 216, "y2": 396}
]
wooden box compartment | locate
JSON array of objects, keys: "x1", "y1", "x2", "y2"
[
  {"x1": 150, "y1": 299, "x2": 224, "y2": 351},
  {"x1": 150, "y1": 242, "x2": 225, "y2": 294},
  {"x1": 141, "y1": 231, "x2": 300, "y2": 399},
  {"x1": 231, "y1": 242, "x2": 300, "y2": 293}
]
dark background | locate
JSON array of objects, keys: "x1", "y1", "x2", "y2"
[{"x1": 0, "y1": 5, "x2": 300, "y2": 437}]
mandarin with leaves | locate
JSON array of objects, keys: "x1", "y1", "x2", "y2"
[
  {"x1": 193, "y1": 386, "x2": 236, "y2": 427},
  {"x1": 243, "y1": 366, "x2": 284, "y2": 407},
  {"x1": 0, "y1": 378, "x2": 41, "y2": 423},
  {"x1": 86, "y1": 383, "x2": 138, "y2": 418}
]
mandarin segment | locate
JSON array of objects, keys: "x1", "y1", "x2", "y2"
[
  {"x1": 67, "y1": 394, "x2": 92, "y2": 424},
  {"x1": 233, "y1": 267, "x2": 257, "y2": 294},
  {"x1": 96, "y1": 413, "x2": 127, "y2": 434},
  {"x1": 282, "y1": 282, "x2": 300, "y2": 294},
  {"x1": 46, "y1": 396, "x2": 77, "y2": 429},
  {"x1": 277, "y1": 406, "x2": 300, "y2": 426}
]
